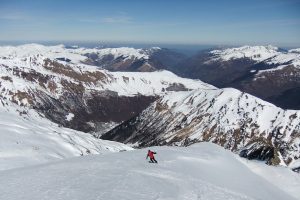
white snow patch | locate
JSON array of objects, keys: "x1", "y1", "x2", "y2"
[{"x1": 65, "y1": 113, "x2": 74, "y2": 121}]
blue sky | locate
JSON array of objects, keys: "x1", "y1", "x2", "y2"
[{"x1": 0, "y1": 0, "x2": 300, "y2": 46}]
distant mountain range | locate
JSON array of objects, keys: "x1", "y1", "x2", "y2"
[
  {"x1": 42, "y1": 44, "x2": 300, "y2": 109},
  {"x1": 171, "y1": 45, "x2": 300, "y2": 110},
  {"x1": 0, "y1": 44, "x2": 209, "y2": 134}
]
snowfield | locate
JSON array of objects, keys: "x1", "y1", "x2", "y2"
[
  {"x1": 0, "y1": 143, "x2": 299, "y2": 200},
  {"x1": 0, "y1": 105, "x2": 132, "y2": 171}
]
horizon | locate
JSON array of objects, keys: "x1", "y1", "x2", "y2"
[
  {"x1": 0, "y1": 40, "x2": 298, "y2": 50},
  {"x1": 1, "y1": 0, "x2": 300, "y2": 47}
]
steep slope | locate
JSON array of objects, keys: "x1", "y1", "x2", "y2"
[
  {"x1": 0, "y1": 103, "x2": 131, "y2": 171},
  {"x1": 0, "y1": 44, "x2": 211, "y2": 133},
  {"x1": 102, "y1": 88, "x2": 300, "y2": 167},
  {"x1": 172, "y1": 45, "x2": 300, "y2": 109},
  {"x1": 0, "y1": 143, "x2": 298, "y2": 200}
]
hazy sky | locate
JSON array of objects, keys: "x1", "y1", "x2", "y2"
[{"x1": 0, "y1": 0, "x2": 300, "y2": 46}]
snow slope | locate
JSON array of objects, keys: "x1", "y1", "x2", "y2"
[
  {"x1": 0, "y1": 104, "x2": 132, "y2": 171},
  {"x1": 237, "y1": 157, "x2": 300, "y2": 199},
  {"x1": 0, "y1": 143, "x2": 298, "y2": 200}
]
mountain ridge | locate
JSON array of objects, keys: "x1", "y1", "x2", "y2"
[
  {"x1": 101, "y1": 87, "x2": 300, "y2": 167},
  {"x1": 170, "y1": 45, "x2": 300, "y2": 109}
]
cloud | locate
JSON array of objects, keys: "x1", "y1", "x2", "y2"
[
  {"x1": 0, "y1": 12, "x2": 29, "y2": 20},
  {"x1": 100, "y1": 16, "x2": 132, "y2": 24},
  {"x1": 78, "y1": 19, "x2": 98, "y2": 23}
]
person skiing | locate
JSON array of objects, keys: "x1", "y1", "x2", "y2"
[{"x1": 146, "y1": 150, "x2": 157, "y2": 163}]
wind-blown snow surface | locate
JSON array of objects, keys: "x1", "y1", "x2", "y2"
[
  {"x1": 0, "y1": 143, "x2": 298, "y2": 200},
  {"x1": 0, "y1": 104, "x2": 132, "y2": 171}
]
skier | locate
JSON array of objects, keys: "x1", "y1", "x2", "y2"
[{"x1": 146, "y1": 150, "x2": 157, "y2": 163}]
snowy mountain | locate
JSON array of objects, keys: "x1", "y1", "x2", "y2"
[
  {"x1": 0, "y1": 143, "x2": 299, "y2": 200},
  {"x1": 0, "y1": 102, "x2": 131, "y2": 171},
  {"x1": 171, "y1": 45, "x2": 300, "y2": 109},
  {"x1": 1, "y1": 43, "x2": 300, "y2": 170},
  {"x1": 0, "y1": 44, "x2": 184, "y2": 72},
  {"x1": 209, "y1": 45, "x2": 299, "y2": 65},
  {"x1": 0, "y1": 44, "x2": 211, "y2": 133},
  {"x1": 102, "y1": 88, "x2": 300, "y2": 167}
]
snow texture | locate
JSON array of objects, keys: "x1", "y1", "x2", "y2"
[{"x1": 0, "y1": 143, "x2": 298, "y2": 200}]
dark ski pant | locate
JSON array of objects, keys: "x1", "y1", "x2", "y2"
[{"x1": 150, "y1": 158, "x2": 157, "y2": 163}]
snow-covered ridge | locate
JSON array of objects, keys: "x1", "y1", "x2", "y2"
[
  {"x1": 0, "y1": 43, "x2": 209, "y2": 98},
  {"x1": 289, "y1": 48, "x2": 300, "y2": 53},
  {"x1": 211, "y1": 45, "x2": 279, "y2": 61},
  {"x1": 106, "y1": 70, "x2": 214, "y2": 96},
  {"x1": 0, "y1": 47, "x2": 212, "y2": 100},
  {"x1": 0, "y1": 43, "x2": 160, "y2": 64},
  {"x1": 160, "y1": 88, "x2": 300, "y2": 136},
  {"x1": 210, "y1": 45, "x2": 300, "y2": 69},
  {"x1": 0, "y1": 56, "x2": 211, "y2": 99}
]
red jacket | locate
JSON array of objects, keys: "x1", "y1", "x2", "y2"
[{"x1": 147, "y1": 151, "x2": 156, "y2": 159}]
